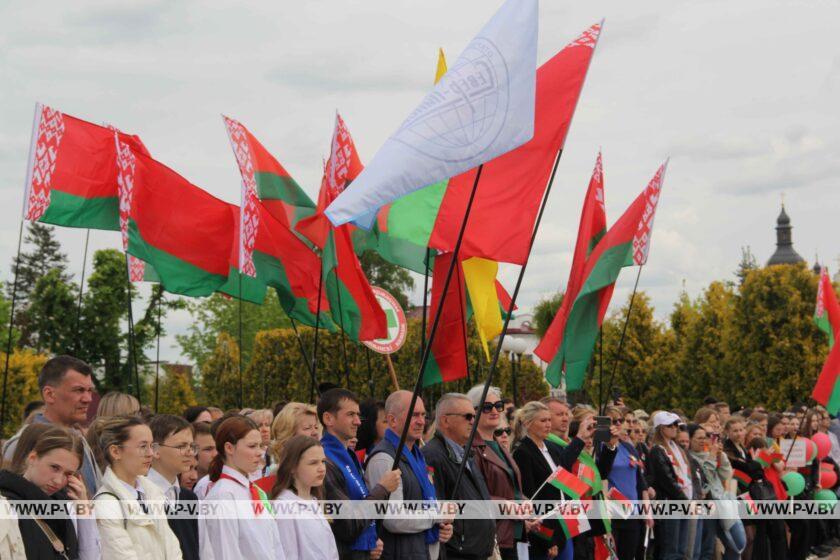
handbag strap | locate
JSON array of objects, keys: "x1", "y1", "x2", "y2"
[{"x1": 32, "y1": 517, "x2": 70, "y2": 560}]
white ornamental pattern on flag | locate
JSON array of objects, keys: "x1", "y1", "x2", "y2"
[
  {"x1": 325, "y1": 114, "x2": 356, "y2": 199},
  {"x1": 223, "y1": 116, "x2": 260, "y2": 278},
  {"x1": 111, "y1": 128, "x2": 147, "y2": 282},
  {"x1": 567, "y1": 22, "x2": 602, "y2": 50},
  {"x1": 632, "y1": 161, "x2": 668, "y2": 266},
  {"x1": 593, "y1": 151, "x2": 605, "y2": 213},
  {"x1": 25, "y1": 104, "x2": 65, "y2": 221}
]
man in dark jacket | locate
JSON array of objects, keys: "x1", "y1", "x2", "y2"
[{"x1": 422, "y1": 393, "x2": 496, "y2": 560}]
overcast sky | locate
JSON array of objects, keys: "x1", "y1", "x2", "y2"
[{"x1": 1, "y1": 0, "x2": 839, "y2": 364}]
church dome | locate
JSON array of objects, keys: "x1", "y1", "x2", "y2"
[{"x1": 767, "y1": 204, "x2": 805, "y2": 266}]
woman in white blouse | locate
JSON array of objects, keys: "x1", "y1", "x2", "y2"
[
  {"x1": 201, "y1": 416, "x2": 285, "y2": 559},
  {"x1": 271, "y1": 435, "x2": 338, "y2": 560}
]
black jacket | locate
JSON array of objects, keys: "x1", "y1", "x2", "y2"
[
  {"x1": 512, "y1": 436, "x2": 585, "y2": 555},
  {"x1": 421, "y1": 432, "x2": 495, "y2": 560},
  {"x1": 323, "y1": 459, "x2": 390, "y2": 560},
  {"x1": 0, "y1": 469, "x2": 80, "y2": 559},
  {"x1": 646, "y1": 444, "x2": 689, "y2": 500},
  {"x1": 166, "y1": 486, "x2": 199, "y2": 560}
]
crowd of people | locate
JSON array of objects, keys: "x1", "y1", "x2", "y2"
[{"x1": 0, "y1": 354, "x2": 838, "y2": 560}]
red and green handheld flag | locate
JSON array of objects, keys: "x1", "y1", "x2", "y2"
[
  {"x1": 428, "y1": 23, "x2": 603, "y2": 265},
  {"x1": 558, "y1": 509, "x2": 591, "y2": 540},
  {"x1": 815, "y1": 267, "x2": 840, "y2": 348},
  {"x1": 547, "y1": 161, "x2": 667, "y2": 390},
  {"x1": 535, "y1": 150, "x2": 607, "y2": 367},
  {"x1": 548, "y1": 466, "x2": 590, "y2": 499},
  {"x1": 813, "y1": 336, "x2": 840, "y2": 414}
]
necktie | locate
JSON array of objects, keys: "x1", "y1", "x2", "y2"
[{"x1": 137, "y1": 491, "x2": 148, "y2": 514}]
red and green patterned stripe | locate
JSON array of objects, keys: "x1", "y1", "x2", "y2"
[{"x1": 549, "y1": 467, "x2": 590, "y2": 499}]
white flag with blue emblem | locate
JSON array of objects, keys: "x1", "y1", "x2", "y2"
[{"x1": 325, "y1": 0, "x2": 538, "y2": 227}]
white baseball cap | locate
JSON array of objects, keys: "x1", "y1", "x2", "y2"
[{"x1": 652, "y1": 411, "x2": 682, "y2": 428}]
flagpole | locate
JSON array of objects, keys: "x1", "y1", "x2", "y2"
[
  {"x1": 456, "y1": 264, "x2": 471, "y2": 389},
  {"x1": 73, "y1": 229, "x2": 90, "y2": 353},
  {"x1": 289, "y1": 317, "x2": 318, "y2": 403},
  {"x1": 391, "y1": 164, "x2": 485, "y2": 469},
  {"x1": 597, "y1": 326, "x2": 604, "y2": 412},
  {"x1": 449, "y1": 149, "x2": 563, "y2": 501},
  {"x1": 125, "y1": 258, "x2": 141, "y2": 404},
  {"x1": 311, "y1": 273, "x2": 324, "y2": 403},
  {"x1": 601, "y1": 265, "x2": 643, "y2": 416},
  {"x1": 154, "y1": 290, "x2": 162, "y2": 412},
  {"x1": 0, "y1": 219, "x2": 25, "y2": 435},
  {"x1": 365, "y1": 346, "x2": 374, "y2": 397},
  {"x1": 237, "y1": 281, "x2": 243, "y2": 408},
  {"x1": 420, "y1": 248, "x2": 430, "y2": 359},
  {"x1": 332, "y1": 263, "x2": 351, "y2": 389}
]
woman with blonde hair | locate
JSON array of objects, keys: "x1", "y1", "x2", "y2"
[
  {"x1": 247, "y1": 409, "x2": 273, "y2": 476},
  {"x1": 512, "y1": 401, "x2": 592, "y2": 560},
  {"x1": 95, "y1": 392, "x2": 140, "y2": 418},
  {"x1": 269, "y1": 403, "x2": 319, "y2": 464},
  {"x1": 93, "y1": 415, "x2": 182, "y2": 559}
]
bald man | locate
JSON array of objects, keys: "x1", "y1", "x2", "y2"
[{"x1": 365, "y1": 390, "x2": 452, "y2": 560}]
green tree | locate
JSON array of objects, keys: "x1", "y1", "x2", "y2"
[
  {"x1": 734, "y1": 246, "x2": 758, "y2": 286},
  {"x1": 7, "y1": 223, "x2": 71, "y2": 305},
  {"x1": 532, "y1": 292, "x2": 564, "y2": 337},
  {"x1": 725, "y1": 264, "x2": 825, "y2": 410},
  {"x1": 0, "y1": 349, "x2": 47, "y2": 437},
  {"x1": 201, "y1": 333, "x2": 243, "y2": 410},
  {"x1": 177, "y1": 290, "x2": 292, "y2": 374},
  {"x1": 359, "y1": 251, "x2": 415, "y2": 310},
  {"x1": 25, "y1": 269, "x2": 78, "y2": 354},
  {"x1": 155, "y1": 364, "x2": 197, "y2": 414}
]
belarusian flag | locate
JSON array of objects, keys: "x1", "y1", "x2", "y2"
[
  {"x1": 305, "y1": 114, "x2": 386, "y2": 341},
  {"x1": 558, "y1": 509, "x2": 591, "y2": 539},
  {"x1": 533, "y1": 523, "x2": 555, "y2": 541},
  {"x1": 576, "y1": 452, "x2": 603, "y2": 497},
  {"x1": 815, "y1": 267, "x2": 840, "y2": 348},
  {"x1": 548, "y1": 161, "x2": 667, "y2": 390},
  {"x1": 813, "y1": 339, "x2": 840, "y2": 414},
  {"x1": 23, "y1": 103, "x2": 148, "y2": 231},
  {"x1": 422, "y1": 252, "x2": 469, "y2": 387},
  {"x1": 548, "y1": 466, "x2": 590, "y2": 499},
  {"x1": 126, "y1": 148, "x2": 236, "y2": 297},
  {"x1": 535, "y1": 150, "x2": 607, "y2": 367},
  {"x1": 606, "y1": 487, "x2": 632, "y2": 520},
  {"x1": 222, "y1": 116, "x2": 315, "y2": 232},
  {"x1": 732, "y1": 469, "x2": 752, "y2": 491},
  {"x1": 428, "y1": 23, "x2": 603, "y2": 265}
]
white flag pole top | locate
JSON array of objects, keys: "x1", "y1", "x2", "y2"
[
  {"x1": 632, "y1": 158, "x2": 669, "y2": 266},
  {"x1": 324, "y1": 0, "x2": 538, "y2": 228}
]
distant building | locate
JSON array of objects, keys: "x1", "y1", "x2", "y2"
[{"x1": 767, "y1": 204, "x2": 805, "y2": 267}]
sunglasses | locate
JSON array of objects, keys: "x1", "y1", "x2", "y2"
[
  {"x1": 494, "y1": 427, "x2": 512, "y2": 437},
  {"x1": 445, "y1": 412, "x2": 476, "y2": 422},
  {"x1": 477, "y1": 401, "x2": 505, "y2": 414},
  {"x1": 611, "y1": 418, "x2": 624, "y2": 425}
]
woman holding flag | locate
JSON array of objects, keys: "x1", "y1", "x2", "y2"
[
  {"x1": 201, "y1": 416, "x2": 285, "y2": 559},
  {"x1": 512, "y1": 401, "x2": 591, "y2": 560}
]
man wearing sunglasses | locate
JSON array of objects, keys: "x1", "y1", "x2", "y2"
[{"x1": 422, "y1": 393, "x2": 496, "y2": 560}]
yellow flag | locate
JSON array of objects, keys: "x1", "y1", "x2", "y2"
[
  {"x1": 435, "y1": 48, "x2": 448, "y2": 84},
  {"x1": 462, "y1": 257, "x2": 504, "y2": 360}
]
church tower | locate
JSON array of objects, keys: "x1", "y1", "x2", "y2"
[{"x1": 767, "y1": 204, "x2": 805, "y2": 266}]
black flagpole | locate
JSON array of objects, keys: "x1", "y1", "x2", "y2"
[
  {"x1": 456, "y1": 264, "x2": 471, "y2": 388},
  {"x1": 419, "y1": 248, "x2": 431, "y2": 407},
  {"x1": 365, "y1": 346, "x2": 374, "y2": 397},
  {"x1": 311, "y1": 273, "x2": 324, "y2": 403},
  {"x1": 597, "y1": 326, "x2": 604, "y2": 412},
  {"x1": 333, "y1": 263, "x2": 351, "y2": 389},
  {"x1": 391, "y1": 164, "x2": 484, "y2": 469},
  {"x1": 450, "y1": 149, "x2": 563, "y2": 500},
  {"x1": 1, "y1": 220, "x2": 25, "y2": 435},
  {"x1": 154, "y1": 291, "x2": 162, "y2": 412},
  {"x1": 289, "y1": 316, "x2": 318, "y2": 401},
  {"x1": 125, "y1": 258, "x2": 141, "y2": 403},
  {"x1": 601, "y1": 265, "x2": 644, "y2": 415},
  {"x1": 73, "y1": 229, "x2": 90, "y2": 354},
  {"x1": 237, "y1": 280, "x2": 243, "y2": 408}
]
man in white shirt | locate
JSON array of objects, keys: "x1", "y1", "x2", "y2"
[{"x1": 149, "y1": 414, "x2": 200, "y2": 560}]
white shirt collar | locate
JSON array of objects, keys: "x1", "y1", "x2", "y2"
[
  {"x1": 221, "y1": 465, "x2": 251, "y2": 487},
  {"x1": 119, "y1": 478, "x2": 144, "y2": 498},
  {"x1": 147, "y1": 467, "x2": 179, "y2": 499}
]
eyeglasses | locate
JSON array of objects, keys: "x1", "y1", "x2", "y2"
[
  {"x1": 445, "y1": 413, "x2": 476, "y2": 422},
  {"x1": 158, "y1": 443, "x2": 199, "y2": 456},
  {"x1": 120, "y1": 443, "x2": 159, "y2": 456},
  {"x1": 494, "y1": 427, "x2": 512, "y2": 438},
  {"x1": 477, "y1": 402, "x2": 505, "y2": 414},
  {"x1": 611, "y1": 418, "x2": 624, "y2": 425}
]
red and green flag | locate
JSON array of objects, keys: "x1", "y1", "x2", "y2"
[
  {"x1": 125, "y1": 147, "x2": 235, "y2": 297},
  {"x1": 535, "y1": 151, "x2": 607, "y2": 368},
  {"x1": 549, "y1": 466, "x2": 590, "y2": 499},
  {"x1": 732, "y1": 469, "x2": 752, "y2": 491},
  {"x1": 422, "y1": 252, "x2": 469, "y2": 387},
  {"x1": 558, "y1": 509, "x2": 591, "y2": 540},
  {"x1": 301, "y1": 114, "x2": 386, "y2": 341},
  {"x1": 813, "y1": 336, "x2": 840, "y2": 414},
  {"x1": 533, "y1": 522, "x2": 555, "y2": 542},
  {"x1": 815, "y1": 267, "x2": 840, "y2": 348},
  {"x1": 23, "y1": 103, "x2": 148, "y2": 231},
  {"x1": 576, "y1": 452, "x2": 603, "y2": 497},
  {"x1": 427, "y1": 23, "x2": 603, "y2": 265},
  {"x1": 547, "y1": 161, "x2": 667, "y2": 390}
]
